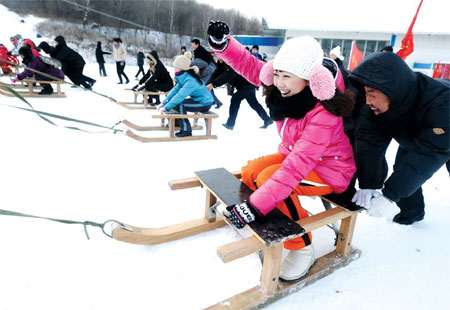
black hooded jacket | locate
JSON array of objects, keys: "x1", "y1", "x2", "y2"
[
  {"x1": 54, "y1": 36, "x2": 85, "y2": 73},
  {"x1": 193, "y1": 45, "x2": 214, "y2": 64},
  {"x1": 349, "y1": 52, "x2": 450, "y2": 202},
  {"x1": 95, "y1": 41, "x2": 111, "y2": 63},
  {"x1": 139, "y1": 51, "x2": 173, "y2": 91}
]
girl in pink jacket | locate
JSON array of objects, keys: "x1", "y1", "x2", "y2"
[{"x1": 207, "y1": 21, "x2": 356, "y2": 281}]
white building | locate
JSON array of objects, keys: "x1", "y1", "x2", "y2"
[
  {"x1": 235, "y1": 19, "x2": 450, "y2": 77},
  {"x1": 285, "y1": 28, "x2": 450, "y2": 76}
]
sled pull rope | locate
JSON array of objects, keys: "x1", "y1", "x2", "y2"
[{"x1": 0, "y1": 209, "x2": 131, "y2": 240}]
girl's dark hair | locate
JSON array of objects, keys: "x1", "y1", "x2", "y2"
[
  {"x1": 321, "y1": 89, "x2": 355, "y2": 117},
  {"x1": 263, "y1": 85, "x2": 355, "y2": 117},
  {"x1": 263, "y1": 84, "x2": 275, "y2": 106},
  {"x1": 186, "y1": 68, "x2": 203, "y2": 84},
  {"x1": 18, "y1": 45, "x2": 33, "y2": 62}
]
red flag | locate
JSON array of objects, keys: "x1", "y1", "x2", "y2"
[
  {"x1": 347, "y1": 42, "x2": 364, "y2": 71},
  {"x1": 432, "y1": 62, "x2": 441, "y2": 78},
  {"x1": 396, "y1": 0, "x2": 424, "y2": 60}
]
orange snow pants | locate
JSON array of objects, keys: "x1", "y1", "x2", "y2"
[{"x1": 241, "y1": 153, "x2": 333, "y2": 250}]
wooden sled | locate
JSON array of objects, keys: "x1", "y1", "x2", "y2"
[
  {"x1": 122, "y1": 119, "x2": 203, "y2": 132},
  {"x1": 117, "y1": 90, "x2": 169, "y2": 109},
  {"x1": 0, "y1": 79, "x2": 66, "y2": 98},
  {"x1": 112, "y1": 168, "x2": 363, "y2": 309},
  {"x1": 125, "y1": 111, "x2": 218, "y2": 142}
]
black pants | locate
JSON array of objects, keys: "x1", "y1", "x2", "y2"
[
  {"x1": 98, "y1": 62, "x2": 107, "y2": 76},
  {"x1": 116, "y1": 61, "x2": 129, "y2": 83},
  {"x1": 66, "y1": 64, "x2": 95, "y2": 89},
  {"x1": 135, "y1": 64, "x2": 145, "y2": 78},
  {"x1": 394, "y1": 147, "x2": 425, "y2": 216},
  {"x1": 174, "y1": 99, "x2": 212, "y2": 132},
  {"x1": 225, "y1": 84, "x2": 270, "y2": 127},
  {"x1": 145, "y1": 83, "x2": 161, "y2": 104}
]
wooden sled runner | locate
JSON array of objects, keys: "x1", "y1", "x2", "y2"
[
  {"x1": 0, "y1": 79, "x2": 66, "y2": 98},
  {"x1": 125, "y1": 111, "x2": 218, "y2": 142},
  {"x1": 118, "y1": 90, "x2": 169, "y2": 109},
  {"x1": 112, "y1": 168, "x2": 363, "y2": 309},
  {"x1": 122, "y1": 119, "x2": 203, "y2": 132}
]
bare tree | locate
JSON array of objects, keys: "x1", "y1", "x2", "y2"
[{"x1": 82, "y1": 0, "x2": 91, "y2": 28}]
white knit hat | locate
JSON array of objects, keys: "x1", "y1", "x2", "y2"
[
  {"x1": 330, "y1": 46, "x2": 344, "y2": 61},
  {"x1": 273, "y1": 36, "x2": 323, "y2": 80},
  {"x1": 173, "y1": 52, "x2": 199, "y2": 73}
]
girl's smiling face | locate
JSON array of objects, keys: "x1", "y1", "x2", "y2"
[{"x1": 273, "y1": 70, "x2": 308, "y2": 97}]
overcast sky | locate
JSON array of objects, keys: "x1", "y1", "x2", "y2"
[{"x1": 197, "y1": 0, "x2": 450, "y2": 33}]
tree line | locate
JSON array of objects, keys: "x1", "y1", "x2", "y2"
[{"x1": 0, "y1": 0, "x2": 263, "y2": 39}]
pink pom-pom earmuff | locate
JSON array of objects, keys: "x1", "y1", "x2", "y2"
[
  {"x1": 309, "y1": 64, "x2": 336, "y2": 100},
  {"x1": 259, "y1": 60, "x2": 274, "y2": 86}
]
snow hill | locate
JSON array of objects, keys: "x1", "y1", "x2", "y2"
[{"x1": 0, "y1": 5, "x2": 449, "y2": 310}]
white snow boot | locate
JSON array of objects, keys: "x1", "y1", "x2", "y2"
[{"x1": 279, "y1": 245, "x2": 316, "y2": 281}]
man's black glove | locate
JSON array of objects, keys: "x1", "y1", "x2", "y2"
[
  {"x1": 137, "y1": 85, "x2": 146, "y2": 91},
  {"x1": 6, "y1": 51, "x2": 12, "y2": 56},
  {"x1": 225, "y1": 201, "x2": 262, "y2": 229},
  {"x1": 207, "y1": 20, "x2": 230, "y2": 52},
  {"x1": 131, "y1": 84, "x2": 139, "y2": 91}
]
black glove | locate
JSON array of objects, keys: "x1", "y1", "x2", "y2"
[
  {"x1": 226, "y1": 201, "x2": 262, "y2": 229},
  {"x1": 6, "y1": 51, "x2": 12, "y2": 56},
  {"x1": 137, "y1": 85, "x2": 146, "y2": 91},
  {"x1": 131, "y1": 84, "x2": 139, "y2": 91},
  {"x1": 207, "y1": 20, "x2": 230, "y2": 51}
]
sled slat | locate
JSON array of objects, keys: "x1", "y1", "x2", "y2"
[{"x1": 218, "y1": 207, "x2": 356, "y2": 263}]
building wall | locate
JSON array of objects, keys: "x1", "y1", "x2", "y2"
[
  {"x1": 394, "y1": 34, "x2": 450, "y2": 75},
  {"x1": 234, "y1": 30, "x2": 450, "y2": 76}
]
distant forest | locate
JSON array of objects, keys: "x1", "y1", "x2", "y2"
[{"x1": 0, "y1": 0, "x2": 263, "y2": 39}]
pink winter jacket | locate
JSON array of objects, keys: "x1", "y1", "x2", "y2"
[{"x1": 216, "y1": 35, "x2": 356, "y2": 215}]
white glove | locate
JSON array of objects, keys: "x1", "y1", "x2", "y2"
[
  {"x1": 366, "y1": 195, "x2": 399, "y2": 217},
  {"x1": 157, "y1": 103, "x2": 166, "y2": 112},
  {"x1": 352, "y1": 189, "x2": 381, "y2": 207}
]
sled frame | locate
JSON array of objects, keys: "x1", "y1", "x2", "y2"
[
  {"x1": 125, "y1": 111, "x2": 218, "y2": 142},
  {"x1": 112, "y1": 168, "x2": 361, "y2": 309},
  {"x1": 118, "y1": 90, "x2": 169, "y2": 109},
  {"x1": 0, "y1": 79, "x2": 65, "y2": 98}
]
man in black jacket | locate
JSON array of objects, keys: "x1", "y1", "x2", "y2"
[
  {"x1": 135, "y1": 48, "x2": 145, "y2": 79},
  {"x1": 95, "y1": 41, "x2": 111, "y2": 77},
  {"x1": 54, "y1": 36, "x2": 96, "y2": 89},
  {"x1": 207, "y1": 59, "x2": 273, "y2": 130},
  {"x1": 349, "y1": 52, "x2": 449, "y2": 224},
  {"x1": 191, "y1": 38, "x2": 216, "y2": 83}
]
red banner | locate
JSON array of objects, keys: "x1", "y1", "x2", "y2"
[
  {"x1": 396, "y1": 0, "x2": 424, "y2": 60},
  {"x1": 433, "y1": 62, "x2": 450, "y2": 79},
  {"x1": 347, "y1": 42, "x2": 364, "y2": 71}
]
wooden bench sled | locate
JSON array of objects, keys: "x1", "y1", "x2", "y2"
[
  {"x1": 125, "y1": 111, "x2": 218, "y2": 142},
  {"x1": 118, "y1": 90, "x2": 169, "y2": 109},
  {"x1": 0, "y1": 79, "x2": 66, "y2": 98},
  {"x1": 112, "y1": 168, "x2": 363, "y2": 309}
]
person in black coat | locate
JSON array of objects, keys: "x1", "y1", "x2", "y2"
[
  {"x1": 37, "y1": 41, "x2": 58, "y2": 58},
  {"x1": 135, "y1": 48, "x2": 145, "y2": 79},
  {"x1": 132, "y1": 50, "x2": 173, "y2": 105},
  {"x1": 349, "y1": 52, "x2": 450, "y2": 224},
  {"x1": 95, "y1": 41, "x2": 111, "y2": 77},
  {"x1": 206, "y1": 59, "x2": 273, "y2": 130},
  {"x1": 54, "y1": 35, "x2": 96, "y2": 89},
  {"x1": 191, "y1": 38, "x2": 216, "y2": 83}
]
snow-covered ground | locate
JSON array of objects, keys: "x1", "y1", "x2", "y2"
[{"x1": 0, "y1": 5, "x2": 449, "y2": 310}]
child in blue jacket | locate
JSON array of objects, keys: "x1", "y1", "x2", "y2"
[{"x1": 157, "y1": 53, "x2": 214, "y2": 137}]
